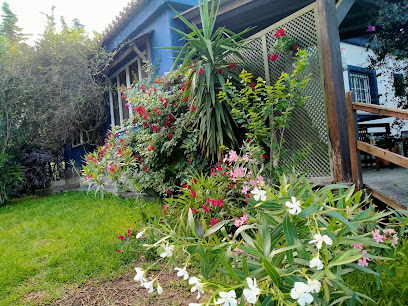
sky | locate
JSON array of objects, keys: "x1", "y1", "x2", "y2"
[{"x1": 4, "y1": 0, "x2": 131, "y2": 42}]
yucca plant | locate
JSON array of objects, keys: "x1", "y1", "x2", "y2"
[{"x1": 169, "y1": 0, "x2": 253, "y2": 160}]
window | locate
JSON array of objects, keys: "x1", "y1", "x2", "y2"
[
  {"x1": 109, "y1": 56, "x2": 144, "y2": 127},
  {"x1": 72, "y1": 130, "x2": 89, "y2": 148},
  {"x1": 348, "y1": 66, "x2": 378, "y2": 104}
]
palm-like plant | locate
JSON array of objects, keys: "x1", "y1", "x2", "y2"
[{"x1": 170, "y1": 0, "x2": 252, "y2": 160}]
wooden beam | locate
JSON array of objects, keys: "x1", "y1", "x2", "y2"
[
  {"x1": 346, "y1": 92, "x2": 362, "y2": 189},
  {"x1": 130, "y1": 43, "x2": 148, "y2": 62},
  {"x1": 357, "y1": 141, "x2": 408, "y2": 168},
  {"x1": 109, "y1": 48, "x2": 134, "y2": 70},
  {"x1": 365, "y1": 186, "x2": 407, "y2": 212},
  {"x1": 145, "y1": 36, "x2": 152, "y2": 63},
  {"x1": 352, "y1": 102, "x2": 408, "y2": 120},
  {"x1": 317, "y1": 0, "x2": 352, "y2": 183},
  {"x1": 336, "y1": 0, "x2": 356, "y2": 26}
]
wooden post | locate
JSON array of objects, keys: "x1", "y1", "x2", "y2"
[
  {"x1": 345, "y1": 92, "x2": 362, "y2": 189},
  {"x1": 317, "y1": 0, "x2": 352, "y2": 183}
]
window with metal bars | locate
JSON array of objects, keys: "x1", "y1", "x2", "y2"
[{"x1": 348, "y1": 66, "x2": 378, "y2": 104}]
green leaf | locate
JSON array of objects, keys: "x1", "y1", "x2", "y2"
[
  {"x1": 238, "y1": 245, "x2": 265, "y2": 259},
  {"x1": 203, "y1": 220, "x2": 230, "y2": 238},
  {"x1": 346, "y1": 263, "x2": 379, "y2": 276},
  {"x1": 297, "y1": 205, "x2": 320, "y2": 218},
  {"x1": 261, "y1": 216, "x2": 271, "y2": 257},
  {"x1": 283, "y1": 212, "x2": 297, "y2": 245},
  {"x1": 197, "y1": 244, "x2": 210, "y2": 279},
  {"x1": 262, "y1": 259, "x2": 281, "y2": 286},
  {"x1": 327, "y1": 249, "x2": 363, "y2": 268},
  {"x1": 323, "y1": 211, "x2": 357, "y2": 232},
  {"x1": 218, "y1": 256, "x2": 243, "y2": 281}
]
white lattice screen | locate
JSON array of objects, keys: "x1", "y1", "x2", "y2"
[{"x1": 234, "y1": 3, "x2": 332, "y2": 179}]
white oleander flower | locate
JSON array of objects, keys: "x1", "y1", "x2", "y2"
[
  {"x1": 285, "y1": 196, "x2": 302, "y2": 215},
  {"x1": 133, "y1": 268, "x2": 146, "y2": 284},
  {"x1": 136, "y1": 228, "x2": 145, "y2": 239},
  {"x1": 160, "y1": 243, "x2": 175, "y2": 258},
  {"x1": 215, "y1": 290, "x2": 237, "y2": 306},
  {"x1": 290, "y1": 282, "x2": 313, "y2": 306},
  {"x1": 309, "y1": 233, "x2": 333, "y2": 249},
  {"x1": 251, "y1": 187, "x2": 267, "y2": 201},
  {"x1": 243, "y1": 277, "x2": 260, "y2": 303},
  {"x1": 157, "y1": 282, "x2": 163, "y2": 295},
  {"x1": 189, "y1": 277, "x2": 205, "y2": 299},
  {"x1": 174, "y1": 267, "x2": 189, "y2": 280},
  {"x1": 142, "y1": 280, "x2": 154, "y2": 293},
  {"x1": 307, "y1": 279, "x2": 321, "y2": 293},
  {"x1": 309, "y1": 256, "x2": 324, "y2": 270}
]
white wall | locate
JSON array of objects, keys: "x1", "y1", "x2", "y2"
[{"x1": 340, "y1": 42, "x2": 408, "y2": 136}]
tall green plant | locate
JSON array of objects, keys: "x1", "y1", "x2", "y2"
[
  {"x1": 0, "y1": 153, "x2": 22, "y2": 204},
  {"x1": 170, "y1": 0, "x2": 252, "y2": 160}
]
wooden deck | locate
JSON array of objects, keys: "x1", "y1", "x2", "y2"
[{"x1": 362, "y1": 167, "x2": 408, "y2": 210}]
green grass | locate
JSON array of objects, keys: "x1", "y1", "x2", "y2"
[
  {"x1": 0, "y1": 191, "x2": 160, "y2": 305},
  {"x1": 342, "y1": 238, "x2": 408, "y2": 305}
]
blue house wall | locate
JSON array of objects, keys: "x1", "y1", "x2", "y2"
[{"x1": 64, "y1": 0, "x2": 197, "y2": 172}]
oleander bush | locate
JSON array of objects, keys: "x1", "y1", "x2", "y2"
[{"x1": 130, "y1": 159, "x2": 407, "y2": 305}]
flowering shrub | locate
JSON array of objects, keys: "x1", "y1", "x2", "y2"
[
  {"x1": 82, "y1": 66, "x2": 208, "y2": 196},
  {"x1": 129, "y1": 159, "x2": 406, "y2": 305},
  {"x1": 219, "y1": 47, "x2": 311, "y2": 179}
]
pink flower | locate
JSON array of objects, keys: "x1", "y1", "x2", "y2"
[
  {"x1": 358, "y1": 258, "x2": 369, "y2": 267},
  {"x1": 191, "y1": 190, "x2": 196, "y2": 197},
  {"x1": 235, "y1": 213, "x2": 248, "y2": 227},
  {"x1": 243, "y1": 154, "x2": 249, "y2": 162},
  {"x1": 383, "y1": 229, "x2": 396, "y2": 235},
  {"x1": 367, "y1": 25, "x2": 376, "y2": 32},
  {"x1": 353, "y1": 243, "x2": 364, "y2": 249},
  {"x1": 249, "y1": 180, "x2": 256, "y2": 186},
  {"x1": 227, "y1": 150, "x2": 239, "y2": 162},
  {"x1": 242, "y1": 185, "x2": 249, "y2": 194},
  {"x1": 127, "y1": 228, "x2": 132, "y2": 234},
  {"x1": 257, "y1": 175, "x2": 264, "y2": 186},
  {"x1": 392, "y1": 236, "x2": 399, "y2": 248},
  {"x1": 118, "y1": 235, "x2": 125, "y2": 240},
  {"x1": 372, "y1": 229, "x2": 384, "y2": 243}
]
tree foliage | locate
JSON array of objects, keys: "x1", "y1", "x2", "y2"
[
  {"x1": 0, "y1": 1, "x2": 25, "y2": 43},
  {"x1": 368, "y1": 1, "x2": 408, "y2": 113},
  {"x1": 0, "y1": 4, "x2": 112, "y2": 156}
]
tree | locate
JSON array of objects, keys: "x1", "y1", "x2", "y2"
[
  {"x1": 19, "y1": 16, "x2": 112, "y2": 154},
  {"x1": 0, "y1": 2, "x2": 25, "y2": 43}
]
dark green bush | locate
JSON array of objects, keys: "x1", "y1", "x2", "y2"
[{"x1": 0, "y1": 153, "x2": 23, "y2": 204}]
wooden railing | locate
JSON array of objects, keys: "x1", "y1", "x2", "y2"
[{"x1": 346, "y1": 92, "x2": 408, "y2": 190}]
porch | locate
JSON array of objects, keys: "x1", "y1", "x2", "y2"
[{"x1": 363, "y1": 166, "x2": 408, "y2": 210}]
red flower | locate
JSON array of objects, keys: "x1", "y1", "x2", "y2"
[
  {"x1": 275, "y1": 29, "x2": 286, "y2": 38},
  {"x1": 167, "y1": 189, "x2": 171, "y2": 194},
  {"x1": 230, "y1": 184, "x2": 234, "y2": 188},
  {"x1": 210, "y1": 218, "x2": 219, "y2": 227},
  {"x1": 153, "y1": 125, "x2": 158, "y2": 132},
  {"x1": 268, "y1": 54, "x2": 279, "y2": 61},
  {"x1": 191, "y1": 190, "x2": 196, "y2": 197},
  {"x1": 168, "y1": 133, "x2": 172, "y2": 138},
  {"x1": 263, "y1": 154, "x2": 268, "y2": 159},
  {"x1": 143, "y1": 121, "x2": 148, "y2": 127},
  {"x1": 118, "y1": 235, "x2": 125, "y2": 240},
  {"x1": 293, "y1": 45, "x2": 298, "y2": 50},
  {"x1": 198, "y1": 67, "x2": 204, "y2": 76},
  {"x1": 182, "y1": 184, "x2": 187, "y2": 188},
  {"x1": 228, "y1": 63, "x2": 236, "y2": 71}
]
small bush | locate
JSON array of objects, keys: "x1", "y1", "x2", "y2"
[{"x1": 0, "y1": 153, "x2": 23, "y2": 205}]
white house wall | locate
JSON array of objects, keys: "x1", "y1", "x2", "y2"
[{"x1": 341, "y1": 42, "x2": 408, "y2": 136}]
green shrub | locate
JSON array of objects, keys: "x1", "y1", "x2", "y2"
[
  {"x1": 128, "y1": 157, "x2": 407, "y2": 305},
  {"x1": 0, "y1": 153, "x2": 23, "y2": 204}
]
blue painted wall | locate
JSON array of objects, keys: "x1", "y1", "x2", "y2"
[
  {"x1": 66, "y1": 0, "x2": 197, "y2": 168},
  {"x1": 104, "y1": 0, "x2": 196, "y2": 75}
]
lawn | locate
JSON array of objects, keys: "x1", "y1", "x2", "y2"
[{"x1": 0, "y1": 191, "x2": 160, "y2": 305}]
